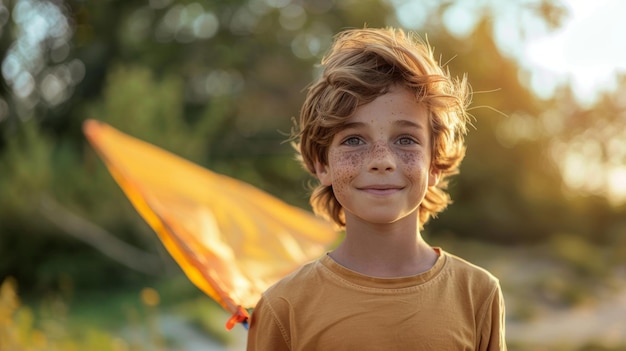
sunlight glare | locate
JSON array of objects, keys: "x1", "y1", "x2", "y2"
[
  {"x1": 608, "y1": 167, "x2": 626, "y2": 206},
  {"x1": 524, "y1": 0, "x2": 626, "y2": 105}
]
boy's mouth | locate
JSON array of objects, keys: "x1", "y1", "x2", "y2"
[{"x1": 359, "y1": 185, "x2": 403, "y2": 195}]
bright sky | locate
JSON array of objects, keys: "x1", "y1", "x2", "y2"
[
  {"x1": 523, "y1": 0, "x2": 626, "y2": 106},
  {"x1": 394, "y1": 0, "x2": 626, "y2": 106}
]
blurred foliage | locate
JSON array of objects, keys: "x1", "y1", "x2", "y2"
[
  {"x1": 1, "y1": 276, "x2": 147, "y2": 350},
  {"x1": 0, "y1": 0, "x2": 625, "y2": 309},
  {"x1": 1, "y1": 275, "x2": 236, "y2": 350}
]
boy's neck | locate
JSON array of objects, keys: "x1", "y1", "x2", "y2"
[{"x1": 329, "y1": 217, "x2": 438, "y2": 278}]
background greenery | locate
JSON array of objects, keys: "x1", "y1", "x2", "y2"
[{"x1": 1, "y1": 0, "x2": 625, "y2": 349}]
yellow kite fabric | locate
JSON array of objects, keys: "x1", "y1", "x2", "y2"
[{"x1": 83, "y1": 119, "x2": 337, "y2": 329}]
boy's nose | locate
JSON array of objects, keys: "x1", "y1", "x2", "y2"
[{"x1": 368, "y1": 142, "x2": 396, "y2": 172}]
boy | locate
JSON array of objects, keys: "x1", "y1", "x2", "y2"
[{"x1": 247, "y1": 27, "x2": 506, "y2": 350}]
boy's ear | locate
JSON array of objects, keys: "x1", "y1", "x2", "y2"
[
  {"x1": 428, "y1": 166, "x2": 441, "y2": 187},
  {"x1": 314, "y1": 161, "x2": 332, "y2": 186}
]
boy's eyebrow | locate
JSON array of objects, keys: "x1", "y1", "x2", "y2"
[
  {"x1": 392, "y1": 119, "x2": 425, "y2": 130},
  {"x1": 339, "y1": 119, "x2": 425, "y2": 131},
  {"x1": 339, "y1": 122, "x2": 366, "y2": 130}
]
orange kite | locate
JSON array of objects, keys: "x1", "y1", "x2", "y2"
[{"x1": 83, "y1": 119, "x2": 337, "y2": 329}]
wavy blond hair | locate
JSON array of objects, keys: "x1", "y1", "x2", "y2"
[{"x1": 293, "y1": 27, "x2": 471, "y2": 229}]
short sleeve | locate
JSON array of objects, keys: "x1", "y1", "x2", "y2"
[
  {"x1": 477, "y1": 282, "x2": 507, "y2": 351},
  {"x1": 246, "y1": 295, "x2": 291, "y2": 351}
]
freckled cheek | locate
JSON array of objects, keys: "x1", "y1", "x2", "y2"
[
  {"x1": 398, "y1": 151, "x2": 420, "y2": 167},
  {"x1": 328, "y1": 150, "x2": 363, "y2": 187},
  {"x1": 396, "y1": 151, "x2": 423, "y2": 181}
]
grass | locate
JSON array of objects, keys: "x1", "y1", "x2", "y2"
[{"x1": 1, "y1": 274, "x2": 238, "y2": 350}]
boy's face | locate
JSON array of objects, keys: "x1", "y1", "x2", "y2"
[{"x1": 314, "y1": 85, "x2": 440, "y2": 226}]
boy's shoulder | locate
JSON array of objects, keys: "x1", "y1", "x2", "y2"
[
  {"x1": 441, "y1": 249, "x2": 500, "y2": 287},
  {"x1": 263, "y1": 257, "x2": 323, "y2": 294},
  {"x1": 257, "y1": 257, "x2": 326, "y2": 311}
]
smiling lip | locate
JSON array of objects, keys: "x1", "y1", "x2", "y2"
[{"x1": 359, "y1": 185, "x2": 403, "y2": 195}]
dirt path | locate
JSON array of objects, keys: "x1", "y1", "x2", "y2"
[
  {"x1": 157, "y1": 315, "x2": 247, "y2": 351},
  {"x1": 121, "y1": 314, "x2": 247, "y2": 351},
  {"x1": 460, "y1": 245, "x2": 626, "y2": 348},
  {"x1": 506, "y1": 288, "x2": 626, "y2": 347}
]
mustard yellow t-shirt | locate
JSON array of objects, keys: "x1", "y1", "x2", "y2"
[{"x1": 247, "y1": 249, "x2": 506, "y2": 350}]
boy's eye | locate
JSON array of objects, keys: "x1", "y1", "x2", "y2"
[
  {"x1": 342, "y1": 137, "x2": 364, "y2": 146},
  {"x1": 396, "y1": 137, "x2": 417, "y2": 145}
]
